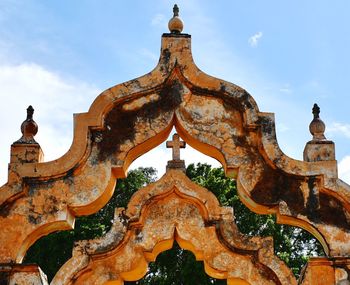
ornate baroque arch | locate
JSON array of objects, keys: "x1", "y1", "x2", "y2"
[
  {"x1": 1, "y1": 6, "x2": 350, "y2": 285},
  {"x1": 51, "y1": 169, "x2": 296, "y2": 285}
]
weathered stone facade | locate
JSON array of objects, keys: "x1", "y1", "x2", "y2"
[{"x1": 1, "y1": 6, "x2": 350, "y2": 285}]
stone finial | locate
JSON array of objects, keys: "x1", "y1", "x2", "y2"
[
  {"x1": 10, "y1": 105, "x2": 43, "y2": 165},
  {"x1": 303, "y1": 103, "x2": 335, "y2": 162},
  {"x1": 15, "y1": 105, "x2": 39, "y2": 144},
  {"x1": 173, "y1": 4, "x2": 179, "y2": 16},
  {"x1": 309, "y1": 103, "x2": 326, "y2": 141},
  {"x1": 168, "y1": 4, "x2": 184, "y2": 34}
]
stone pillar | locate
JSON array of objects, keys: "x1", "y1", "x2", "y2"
[
  {"x1": 300, "y1": 257, "x2": 350, "y2": 285},
  {"x1": 303, "y1": 104, "x2": 335, "y2": 162},
  {"x1": 8, "y1": 106, "x2": 44, "y2": 183}
]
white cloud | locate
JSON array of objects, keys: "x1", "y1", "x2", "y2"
[
  {"x1": 339, "y1": 156, "x2": 350, "y2": 184},
  {"x1": 151, "y1": 13, "x2": 166, "y2": 27},
  {"x1": 327, "y1": 122, "x2": 350, "y2": 138},
  {"x1": 279, "y1": 83, "x2": 292, "y2": 94},
  {"x1": 248, "y1": 32, "x2": 263, "y2": 47},
  {"x1": 279, "y1": 88, "x2": 291, "y2": 93},
  {"x1": 0, "y1": 63, "x2": 100, "y2": 185},
  {"x1": 276, "y1": 123, "x2": 290, "y2": 133}
]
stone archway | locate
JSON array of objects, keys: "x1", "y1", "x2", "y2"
[
  {"x1": 52, "y1": 168, "x2": 296, "y2": 285},
  {"x1": 1, "y1": 5, "x2": 350, "y2": 285}
]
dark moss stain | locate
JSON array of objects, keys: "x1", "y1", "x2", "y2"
[
  {"x1": 251, "y1": 165, "x2": 305, "y2": 214},
  {"x1": 63, "y1": 167, "x2": 77, "y2": 182},
  {"x1": 28, "y1": 214, "x2": 41, "y2": 225},
  {"x1": 15, "y1": 149, "x2": 41, "y2": 164},
  {"x1": 0, "y1": 199, "x2": 16, "y2": 218},
  {"x1": 191, "y1": 86, "x2": 246, "y2": 115},
  {"x1": 233, "y1": 135, "x2": 248, "y2": 148},
  {"x1": 23, "y1": 164, "x2": 78, "y2": 196},
  {"x1": 315, "y1": 193, "x2": 350, "y2": 230},
  {"x1": 159, "y1": 48, "x2": 172, "y2": 74},
  {"x1": 26, "y1": 179, "x2": 55, "y2": 196},
  {"x1": 0, "y1": 271, "x2": 10, "y2": 285},
  {"x1": 306, "y1": 176, "x2": 320, "y2": 216},
  {"x1": 252, "y1": 166, "x2": 350, "y2": 230},
  {"x1": 257, "y1": 116, "x2": 274, "y2": 136},
  {"x1": 281, "y1": 180, "x2": 305, "y2": 213},
  {"x1": 193, "y1": 81, "x2": 255, "y2": 112},
  {"x1": 162, "y1": 48, "x2": 171, "y2": 65},
  {"x1": 125, "y1": 77, "x2": 143, "y2": 91},
  {"x1": 26, "y1": 195, "x2": 59, "y2": 225},
  {"x1": 219, "y1": 82, "x2": 226, "y2": 93},
  {"x1": 240, "y1": 91, "x2": 254, "y2": 110},
  {"x1": 63, "y1": 175, "x2": 74, "y2": 186},
  {"x1": 95, "y1": 79, "x2": 183, "y2": 161},
  {"x1": 134, "y1": 227, "x2": 143, "y2": 243},
  {"x1": 47, "y1": 196, "x2": 59, "y2": 215}
]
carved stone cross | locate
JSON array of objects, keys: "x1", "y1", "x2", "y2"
[{"x1": 166, "y1": 133, "x2": 186, "y2": 161}]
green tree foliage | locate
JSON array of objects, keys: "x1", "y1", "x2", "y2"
[
  {"x1": 24, "y1": 164, "x2": 323, "y2": 283},
  {"x1": 185, "y1": 163, "x2": 324, "y2": 276},
  {"x1": 128, "y1": 242, "x2": 225, "y2": 285}
]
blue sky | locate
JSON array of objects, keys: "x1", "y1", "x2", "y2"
[{"x1": 0, "y1": 1, "x2": 349, "y2": 184}]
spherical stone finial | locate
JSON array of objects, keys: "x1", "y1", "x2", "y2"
[
  {"x1": 16, "y1": 105, "x2": 39, "y2": 144},
  {"x1": 168, "y1": 4, "x2": 184, "y2": 34},
  {"x1": 309, "y1": 103, "x2": 326, "y2": 141}
]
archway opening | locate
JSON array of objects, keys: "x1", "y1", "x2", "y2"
[{"x1": 124, "y1": 241, "x2": 227, "y2": 285}]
